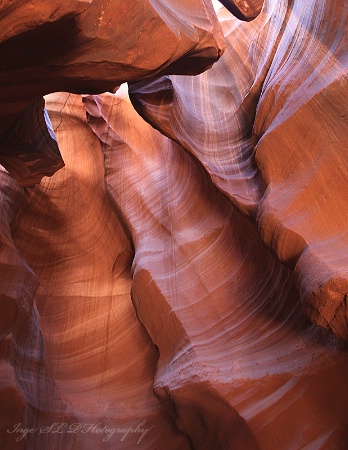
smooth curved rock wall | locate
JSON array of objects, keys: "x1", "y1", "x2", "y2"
[{"x1": 0, "y1": 1, "x2": 347, "y2": 449}]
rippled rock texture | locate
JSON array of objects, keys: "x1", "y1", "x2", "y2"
[{"x1": 1, "y1": 0, "x2": 348, "y2": 449}]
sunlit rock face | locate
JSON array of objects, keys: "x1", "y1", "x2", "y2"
[
  {"x1": 129, "y1": 0, "x2": 348, "y2": 341},
  {"x1": 1, "y1": 93, "x2": 191, "y2": 450},
  {"x1": 84, "y1": 86, "x2": 348, "y2": 449},
  {"x1": 1, "y1": 1, "x2": 348, "y2": 450}
]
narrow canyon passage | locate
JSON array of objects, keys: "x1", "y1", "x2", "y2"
[
  {"x1": 4, "y1": 93, "x2": 191, "y2": 449},
  {"x1": 0, "y1": 0, "x2": 347, "y2": 449}
]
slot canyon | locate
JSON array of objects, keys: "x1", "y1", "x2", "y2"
[{"x1": 0, "y1": 1, "x2": 347, "y2": 449}]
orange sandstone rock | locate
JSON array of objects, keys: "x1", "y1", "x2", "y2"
[
  {"x1": 0, "y1": 0, "x2": 225, "y2": 184},
  {"x1": 0, "y1": 1, "x2": 348, "y2": 449}
]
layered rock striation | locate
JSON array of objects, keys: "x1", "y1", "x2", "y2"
[
  {"x1": 129, "y1": 0, "x2": 348, "y2": 341},
  {"x1": 0, "y1": 0, "x2": 348, "y2": 449}
]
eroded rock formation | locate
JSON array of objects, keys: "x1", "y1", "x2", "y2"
[
  {"x1": 129, "y1": 0, "x2": 348, "y2": 341},
  {"x1": 1, "y1": 1, "x2": 348, "y2": 449},
  {"x1": 0, "y1": 0, "x2": 225, "y2": 184}
]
